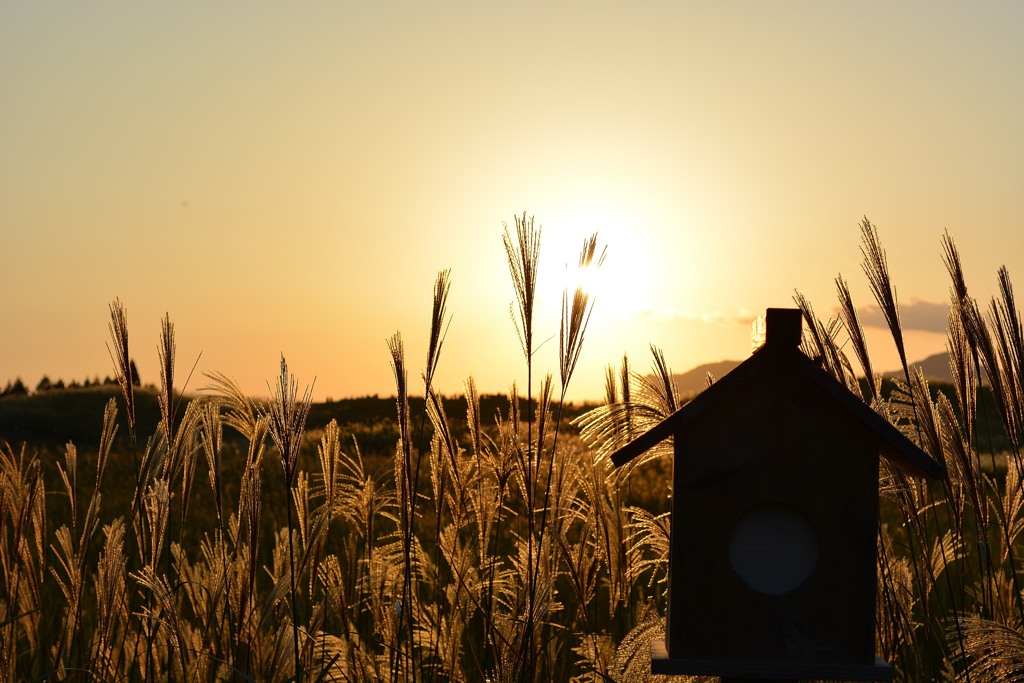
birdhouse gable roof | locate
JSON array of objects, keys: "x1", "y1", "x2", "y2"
[{"x1": 610, "y1": 342, "x2": 945, "y2": 480}]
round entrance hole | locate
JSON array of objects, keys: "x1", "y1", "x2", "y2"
[{"x1": 728, "y1": 503, "x2": 820, "y2": 595}]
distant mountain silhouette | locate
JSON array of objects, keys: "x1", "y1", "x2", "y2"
[
  {"x1": 667, "y1": 360, "x2": 743, "y2": 396},
  {"x1": 666, "y1": 351, "x2": 953, "y2": 397},
  {"x1": 884, "y1": 351, "x2": 953, "y2": 384}
]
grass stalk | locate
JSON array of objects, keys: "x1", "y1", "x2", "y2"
[
  {"x1": 266, "y1": 356, "x2": 314, "y2": 682},
  {"x1": 387, "y1": 333, "x2": 416, "y2": 683},
  {"x1": 503, "y1": 212, "x2": 541, "y2": 679}
]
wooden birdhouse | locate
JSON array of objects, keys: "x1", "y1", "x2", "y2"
[{"x1": 611, "y1": 308, "x2": 945, "y2": 681}]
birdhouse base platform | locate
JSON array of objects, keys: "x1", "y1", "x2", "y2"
[{"x1": 651, "y1": 641, "x2": 893, "y2": 681}]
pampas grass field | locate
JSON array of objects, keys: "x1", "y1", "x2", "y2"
[{"x1": 4, "y1": 216, "x2": 1024, "y2": 681}]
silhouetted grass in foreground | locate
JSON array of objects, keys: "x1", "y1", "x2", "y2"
[{"x1": 3, "y1": 218, "x2": 1024, "y2": 681}]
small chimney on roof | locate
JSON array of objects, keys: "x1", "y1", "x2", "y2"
[{"x1": 765, "y1": 308, "x2": 802, "y2": 348}]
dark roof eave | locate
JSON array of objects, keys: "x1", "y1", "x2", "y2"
[
  {"x1": 787, "y1": 349, "x2": 946, "y2": 479},
  {"x1": 609, "y1": 345, "x2": 946, "y2": 480},
  {"x1": 610, "y1": 348, "x2": 774, "y2": 467}
]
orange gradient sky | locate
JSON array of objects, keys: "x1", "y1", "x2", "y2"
[{"x1": 3, "y1": 2, "x2": 1024, "y2": 402}]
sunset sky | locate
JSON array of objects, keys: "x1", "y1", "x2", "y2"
[{"x1": 3, "y1": 2, "x2": 1023, "y2": 403}]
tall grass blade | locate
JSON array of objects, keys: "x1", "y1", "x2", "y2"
[
  {"x1": 837, "y1": 274, "x2": 879, "y2": 401},
  {"x1": 860, "y1": 217, "x2": 911, "y2": 384},
  {"x1": 503, "y1": 213, "x2": 540, "y2": 361}
]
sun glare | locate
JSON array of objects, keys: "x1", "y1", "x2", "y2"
[
  {"x1": 556, "y1": 240, "x2": 614, "y2": 321},
  {"x1": 541, "y1": 199, "x2": 659, "y2": 321}
]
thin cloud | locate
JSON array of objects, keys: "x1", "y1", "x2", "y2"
[
  {"x1": 636, "y1": 307, "x2": 757, "y2": 326},
  {"x1": 857, "y1": 299, "x2": 949, "y2": 333}
]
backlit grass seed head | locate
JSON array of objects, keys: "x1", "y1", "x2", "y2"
[
  {"x1": 144, "y1": 479, "x2": 171, "y2": 569},
  {"x1": 387, "y1": 333, "x2": 409, "y2": 434},
  {"x1": 267, "y1": 355, "x2": 314, "y2": 486},
  {"x1": 95, "y1": 519, "x2": 127, "y2": 632},
  {"x1": 860, "y1": 217, "x2": 909, "y2": 378},
  {"x1": 837, "y1": 274, "x2": 878, "y2": 401},
  {"x1": 560, "y1": 233, "x2": 606, "y2": 388},
  {"x1": 503, "y1": 212, "x2": 541, "y2": 360},
  {"x1": 241, "y1": 467, "x2": 262, "y2": 597},
  {"x1": 317, "y1": 420, "x2": 342, "y2": 517},
  {"x1": 947, "y1": 307, "x2": 977, "y2": 446},
  {"x1": 387, "y1": 332, "x2": 412, "y2": 509},
  {"x1": 203, "y1": 370, "x2": 265, "y2": 439},
  {"x1": 97, "y1": 398, "x2": 118, "y2": 487},
  {"x1": 159, "y1": 313, "x2": 176, "y2": 452},
  {"x1": 107, "y1": 298, "x2": 135, "y2": 436},
  {"x1": 426, "y1": 269, "x2": 452, "y2": 391},
  {"x1": 200, "y1": 402, "x2": 224, "y2": 522},
  {"x1": 951, "y1": 617, "x2": 1024, "y2": 683},
  {"x1": 943, "y1": 229, "x2": 970, "y2": 304}
]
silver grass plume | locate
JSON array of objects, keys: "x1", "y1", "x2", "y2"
[
  {"x1": 465, "y1": 377, "x2": 483, "y2": 461},
  {"x1": 143, "y1": 480, "x2": 171, "y2": 569},
  {"x1": 942, "y1": 231, "x2": 980, "y2": 446},
  {"x1": 604, "y1": 364, "x2": 618, "y2": 405},
  {"x1": 427, "y1": 388, "x2": 463, "y2": 505},
  {"x1": 265, "y1": 355, "x2": 313, "y2": 681},
  {"x1": 173, "y1": 400, "x2": 203, "y2": 525},
  {"x1": 106, "y1": 298, "x2": 135, "y2": 439},
  {"x1": 837, "y1": 274, "x2": 879, "y2": 401},
  {"x1": 295, "y1": 471, "x2": 313, "y2": 551},
  {"x1": 943, "y1": 230, "x2": 970, "y2": 304},
  {"x1": 589, "y1": 354, "x2": 637, "y2": 449},
  {"x1": 503, "y1": 212, "x2": 541, "y2": 361},
  {"x1": 425, "y1": 269, "x2": 452, "y2": 391},
  {"x1": 156, "y1": 313, "x2": 202, "y2": 520},
  {"x1": 388, "y1": 333, "x2": 412, "y2": 522},
  {"x1": 961, "y1": 294, "x2": 1019, "y2": 448},
  {"x1": 96, "y1": 399, "x2": 118, "y2": 491},
  {"x1": 935, "y1": 399, "x2": 966, "y2": 535},
  {"x1": 947, "y1": 306, "x2": 978, "y2": 448},
  {"x1": 92, "y1": 520, "x2": 127, "y2": 678},
  {"x1": 619, "y1": 355, "x2": 630, "y2": 402},
  {"x1": 614, "y1": 605, "x2": 668, "y2": 682},
  {"x1": 950, "y1": 617, "x2": 1024, "y2": 682},
  {"x1": 387, "y1": 331, "x2": 416, "y2": 681},
  {"x1": 625, "y1": 507, "x2": 671, "y2": 589},
  {"x1": 535, "y1": 374, "x2": 554, "y2": 472},
  {"x1": 560, "y1": 233, "x2": 606, "y2": 389},
  {"x1": 317, "y1": 419, "x2": 342, "y2": 524},
  {"x1": 577, "y1": 350, "x2": 673, "y2": 473},
  {"x1": 56, "y1": 441, "x2": 78, "y2": 532},
  {"x1": 647, "y1": 344, "x2": 677, "y2": 415},
  {"x1": 860, "y1": 217, "x2": 910, "y2": 383},
  {"x1": 158, "y1": 313, "x2": 176, "y2": 459},
  {"x1": 203, "y1": 370, "x2": 266, "y2": 439},
  {"x1": 133, "y1": 564, "x2": 188, "y2": 676},
  {"x1": 267, "y1": 355, "x2": 314, "y2": 487},
  {"x1": 200, "y1": 402, "x2": 224, "y2": 523},
  {"x1": 239, "y1": 464, "x2": 262, "y2": 633},
  {"x1": 795, "y1": 291, "x2": 852, "y2": 388},
  {"x1": 994, "y1": 266, "x2": 1024, "y2": 439}
]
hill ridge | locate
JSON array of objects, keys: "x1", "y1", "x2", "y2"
[{"x1": 667, "y1": 351, "x2": 953, "y2": 395}]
